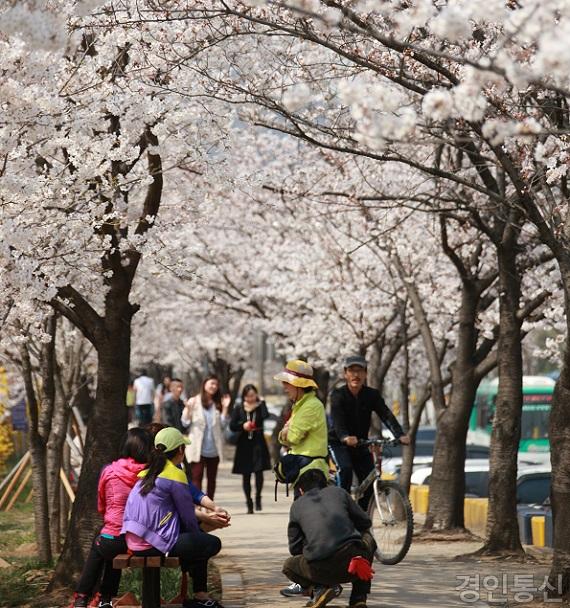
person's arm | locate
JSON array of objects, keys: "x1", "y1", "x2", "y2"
[
  {"x1": 259, "y1": 401, "x2": 269, "y2": 421},
  {"x1": 171, "y1": 480, "x2": 200, "y2": 534},
  {"x1": 285, "y1": 401, "x2": 318, "y2": 446},
  {"x1": 287, "y1": 517, "x2": 305, "y2": 556},
  {"x1": 331, "y1": 389, "x2": 351, "y2": 443},
  {"x1": 229, "y1": 405, "x2": 245, "y2": 432},
  {"x1": 181, "y1": 397, "x2": 195, "y2": 429},
  {"x1": 187, "y1": 479, "x2": 206, "y2": 505},
  {"x1": 373, "y1": 393, "x2": 405, "y2": 439},
  {"x1": 344, "y1": 489, "x2": 373, "y2": 532},
  {"x1": 97, "y1": 467, "x2": 108, "y2": 515}
]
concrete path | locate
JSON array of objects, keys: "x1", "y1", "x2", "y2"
[{"x1": 210, "y1": 460, "x2": 551, "y2": 608}]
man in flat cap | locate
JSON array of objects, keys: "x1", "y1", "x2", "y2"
[{"x1": 329, "y1": 355, "x2": 410, "y2": 509}]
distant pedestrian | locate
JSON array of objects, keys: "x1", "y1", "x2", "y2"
[
  {"x1": 154, "y1": 375, "x2": 172, "y2": 422},
  {"x1": 133, "y1": 369, "x2": 155, "y2": 427},
  {"x1": 182, "y1": 375, "x2": 231, "y2": 499},
  {"x1": 229, "y1": 384, "x2": 271, "y2": 513},
  {"x1": 161, "y1": 378, "x2": 186, "y2": 432}
]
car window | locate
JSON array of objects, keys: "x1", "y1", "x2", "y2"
[
  {"x1": 465, "y1": 471, "x2": 489, "y2": 497},
  {"x1": 517, "y1": 475, "x2": 550, "y2": 505},
  {"x1": 466, "y1": 446, "x2": 490, "y2": 458}
]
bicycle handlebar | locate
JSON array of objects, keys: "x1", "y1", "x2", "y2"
[{"x1": 356, "y1": 437, "x2": 402, "y2": 448}]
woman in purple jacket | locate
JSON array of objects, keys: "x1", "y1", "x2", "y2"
[{"x1": 122, "y1": 427, "x2": 223, "y2": 608}]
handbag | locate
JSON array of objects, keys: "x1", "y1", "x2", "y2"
[{"x1": 224, "y1": 426, "x2": 241, "y2": 445}]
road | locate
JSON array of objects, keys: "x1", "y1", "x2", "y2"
[{"x1": 209, "y1": 460, "x2": 551, "y2": 607}]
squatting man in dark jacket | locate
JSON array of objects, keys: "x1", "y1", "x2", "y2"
[{"x1": 282, "y1": 469, "x2": 377, "y2": 608}]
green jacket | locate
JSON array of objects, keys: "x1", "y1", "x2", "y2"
[{"x1": 279, "y1": 391, "x2": 329, "y2": 480}]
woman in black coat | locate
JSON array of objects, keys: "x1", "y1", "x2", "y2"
[{"x1": 230, "y1": 384, "x2": 271, "y2": 513}]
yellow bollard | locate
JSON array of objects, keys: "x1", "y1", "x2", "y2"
[
  {"x1": 531, "y1": 516, "x2": 546, "y2": 547},
  {"x1": 409, "y1": 485, "x2": 418, "y2": 511},
  {"x1": 416, "y1": 485, "x2": 430, "y2": 514},
  {"x1": 464, "y1": 498, "x2": 488, "y2": 533}
]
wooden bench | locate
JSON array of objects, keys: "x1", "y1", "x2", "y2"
[{"x1": 113, "y1": 554, "x2": 182, "y2": 608}]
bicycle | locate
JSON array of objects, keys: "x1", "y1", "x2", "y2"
[{"x1": 328, "y1": 437, "x2": 414, "y2": 565}]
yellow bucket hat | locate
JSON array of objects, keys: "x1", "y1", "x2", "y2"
[{"x1": 274, "y1": 359, "x2": 318, "y2": 389}]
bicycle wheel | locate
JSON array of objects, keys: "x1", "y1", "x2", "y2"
[{"x1": 368, "y1": 479, "x2": 413, "y2": 565}]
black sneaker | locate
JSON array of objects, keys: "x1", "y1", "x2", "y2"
[
  {"x1": 183, "y1": 599, "x2": 224, "y2": 608},
  {"x1": 305, "y1": 585, "x2": 342, "y2": 607},
  {"x1": 280, "y1": 583, "x2": 305, "y2": 597},
  {"x1": 311, "y1": 586, "x2": 338, "y2": 608},
  {"x1": 72, "y1": 594, "x2": 89, "y2": 608},
  {"x1": 348, "y1": 596, "x2": 367, "y2": 608}
]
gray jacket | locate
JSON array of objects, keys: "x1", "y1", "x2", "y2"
[{"x1": 287, "y1": 485, "x2": 372, "y2": 561}]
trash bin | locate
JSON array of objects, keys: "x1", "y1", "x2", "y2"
[{"x1": 517, "y1": 505, "x2": 549, "y2": 545}]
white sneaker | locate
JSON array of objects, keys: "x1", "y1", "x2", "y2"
[{"x1": 280, "y1": 583, "x2": 305, "y2": 597}]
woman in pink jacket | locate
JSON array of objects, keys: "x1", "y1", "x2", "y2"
[{"x1": 72, "y1": 428, "x2": 151, "y2": 608}]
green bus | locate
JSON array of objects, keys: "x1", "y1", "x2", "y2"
[{"x1": 469, "y1": 376, "x2": 555, "y2": 453}]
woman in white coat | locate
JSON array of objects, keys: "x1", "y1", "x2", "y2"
[{"x1": 182, "y1": 375, "x2": 230, "y2": 499}]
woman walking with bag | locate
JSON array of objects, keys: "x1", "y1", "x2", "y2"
[
  {"x1": 181, "y1": 375, "x2": 230, "y2": 499},
  {"x1": 230, "y1": 384, "x2": 271, "y2": 513}
]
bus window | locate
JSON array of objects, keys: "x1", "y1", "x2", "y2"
[{"x1": 521, "y1": 406, "x2": 550, "y2": 440}]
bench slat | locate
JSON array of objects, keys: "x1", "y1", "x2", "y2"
[
  {"x1": 112, "y1": 553, "x2": 180, "y2": 570},
  {"x1": 113, "y1": 554, "x2": 131, "y2": 569}
]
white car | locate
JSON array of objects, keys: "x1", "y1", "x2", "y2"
[{"x1": 411, "y1": 461, "x2": 551, "y2": 504}]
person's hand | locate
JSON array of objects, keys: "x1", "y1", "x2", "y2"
[
  {"x1": 221, "y1": 394, "x2": 231, "y2": 413},
  {"x1": 399, "y1": 434, "x2": 411, "y2": 445},
  {"x1": 243, "y1": 421, "x2": 254, "y2": 431},
  {"x1": 183, "y1": 398, "x2": 195, "y2": 420},
  {"x1": 344, "y1": 436, "x2": 358, "y2": 447},
  {"x1": 214, "y1": 506, "x2": 231, "y2": 523},
  {"x1": 198, "y1": 510, "x2": 231, "y2": 531}
]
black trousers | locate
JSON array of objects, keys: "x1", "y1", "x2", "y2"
[
  {"x1": 282, "y1": 532, "x2": 376, "y2": 601},
  {"x1": 242, "y1": 471, "x2": 263, "y2": 500},
  {"x1": 76, "y1": 534, "x2": 127, "y2": 598},
  {"x1": 133, "y1": 530, "x2": 221, "y2": 593},
  {"x1": 330, "y1": 444, "x2": 374, "y2": 510}
]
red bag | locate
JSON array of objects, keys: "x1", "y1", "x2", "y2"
[{"x1": 348, "y1": 556, "x2": 375, "y2": 581}]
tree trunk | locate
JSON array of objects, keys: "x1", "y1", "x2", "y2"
[
  {"x1": 20, "y1": 343, "x2": 52, "y2": 563},
  {"x1": 424, "y1": 282, "x2": 481, "y2": 531},
  {"x1": 547, "y1": 259, "x2": 570, "y2": 597},
  {"x1": 47, "y1": 387, "x2": 71, "y2": 552},
  {"x1": 50, "y1": 325, "x2": 131, "y2": 588},
  {"x1": 481, "y1": 241, "x2": 524, "y2": 555},
  {"x1": 60, "y1": 438, "x2": 71, "y2": 542}
]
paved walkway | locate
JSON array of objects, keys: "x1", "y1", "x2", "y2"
[{"x1": 210, "y1": 459, "x2": 551, "y2": 608}]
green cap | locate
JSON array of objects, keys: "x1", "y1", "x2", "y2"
[{"x1": 154, "y1": 427, "x2": 191, "y2": 452}]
